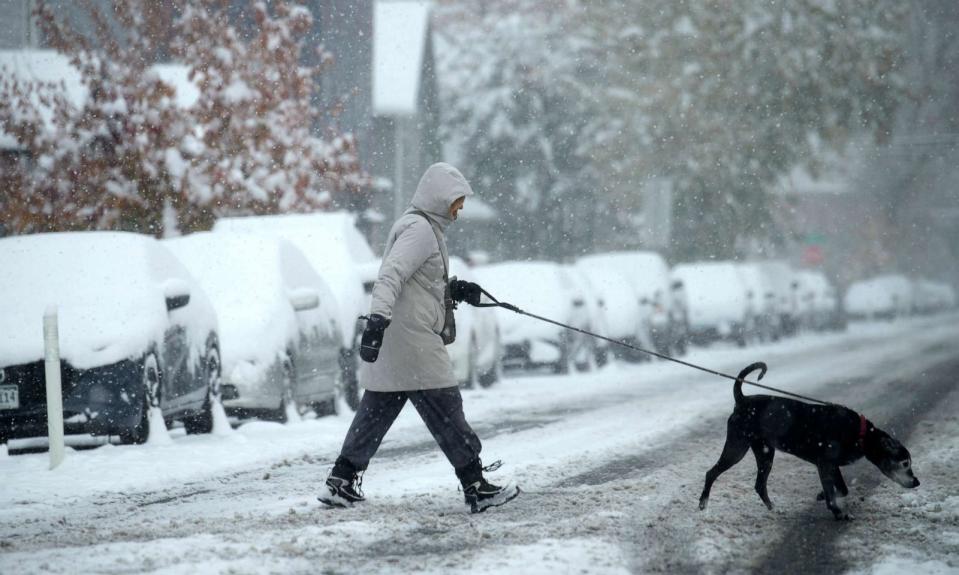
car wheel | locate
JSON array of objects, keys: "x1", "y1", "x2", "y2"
[
  {"x1": 312, "y1": 395, "x2": 337, "y2": 417},
  {"x1": 478, "y1": 352, "x2": 501, "y2": 388},
  {"x1": 184, "y1": 348, "x2": 220, "y2": 435},
  {"x1": 268, "y1": 358, "x2": 297, "y2": 423},
  {"x1": 594, "y1": 345, "x2": 609, "y2": 367},
  {"x1": 339, "y1": 339, "x2": 362, "y2": 411},
  {"x1": 553, "y1": 335, "x2": 571, "y2": 374},
  {"x1": 478, "y1": 331, "x2": 502, "y2": 388},
  {"x1": 574, "y1": 335, "x2": 594, "y2": 372},
  {"x1": 121, "y1": 353, "x2": 161, "y2": 444},
  {"x1": 735, "y1": 326, "x2": 748, "y2": 348},
  {"x1": 574, "y1": 354, "x2": 592, "y2": 372}
]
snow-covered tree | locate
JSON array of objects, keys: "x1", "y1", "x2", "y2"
[
  {"x1": 591, "y1": 0, "x2": 908, "y2": 260},
  {"x1": 436, "y1": 0, "x2": 908, "y2": 261},
  {"x1": 436, "y1": 1, "x2": 604, "y2": 260},
  {"x1": 0, "y1": 0, "x2": 192, "y2": 235},
  {"x1": 0, "y1": 0, "x2": 367, "y2": 237},
  {"x1": 855, "y1": 0, "x2": 959, "y2": 285},
  {"x1": 172, "y1": 0, "x2": 366, "y2": 231}
]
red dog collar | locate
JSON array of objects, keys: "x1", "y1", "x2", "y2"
[{"x1": 858, "y1": 414, "x2": 868, "y2": 448}]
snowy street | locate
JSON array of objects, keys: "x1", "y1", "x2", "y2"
[
  {"x1": 2, "y1": 2, "x2": 957, "y2": 574},
  {"x1": 2, "y1": 315, "x2": 958, "y2": 574}
]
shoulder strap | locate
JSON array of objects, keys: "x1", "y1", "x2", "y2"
[
  {"x1": 409, "y1": 210, "x2": 457, "y2": 344},
  {"x1": 409, "y1": 210, "x2": 448, "y2": 282}
]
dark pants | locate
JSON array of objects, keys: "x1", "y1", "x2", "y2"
[{"x1": 334, "y1": 387, "x2": 484, "y2": 486}]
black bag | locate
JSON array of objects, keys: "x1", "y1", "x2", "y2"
[{"x1": 410, "y1": 210, "x2": 456, "y2": 345}]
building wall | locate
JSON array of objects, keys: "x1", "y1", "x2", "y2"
[
  {"x1": 0, "y1": 0, "x2": 33, "y2": 48},
  {"x1": 311, "y1": 0, "x2": 374, "y2": 174}
]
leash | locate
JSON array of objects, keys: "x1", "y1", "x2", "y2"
[{"x1": 474, "y1": 287, "x2": 835, "y2": 406}]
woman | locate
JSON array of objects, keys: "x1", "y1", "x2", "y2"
[{"x1": 318, "y1": 162, "x2": 519, "y2": 514}]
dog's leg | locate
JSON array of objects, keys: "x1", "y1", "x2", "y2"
[
  {"x1": 751, "y1": 442, "x2": 775, "y2": 510},
  {"x1": 833, "y1": 467, "x2": 849, "y2": 497},
  {"x1": 816, "y1": 467, "x2": 850, "y2": 501},
  {"x1": 817, "y1": 464, "x2": 851, "y2": 520},
  {"x1": 699, "y1": 426, "x2": 749, "y2": 511}
]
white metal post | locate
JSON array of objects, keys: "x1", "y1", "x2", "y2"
[{"x1": 43, "y1": 306, "x2": 65, "y2": 469}]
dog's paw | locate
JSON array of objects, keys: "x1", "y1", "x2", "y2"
[
  {"x1": 833, "y1": 512, "x2": 854, "y2": 521},
  {"x1": 698, "y1": 499, "x2": 708, "y2": 511}
]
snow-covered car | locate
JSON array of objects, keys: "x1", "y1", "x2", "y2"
[
  {"x1": 758, "y1": 260, "x2": 801, "y2": 338},
  {"x1": 912, "y1": 279, "x2": 957, "y2": 315},
  {"x1": 165, "y1": 233, "x2": 341, "y2": 420},
  {"x1": 564, "y1": 266, "x2": 611, "y2": 367},
  {"x1": 795, "y1": 270, "x2": 842, "y2": 331},
  {"x1": 0, "y1": 232, "x2": 220, "y2": 446},
  {"x1": 671, "y1": 262, "x2": 750, "y2": 346},
  {"x1": 448, "y1": 258, "x2": 502, "y2": 388},
  {"x1": 473, "y1": 261, "x2": 591, "y2": 373},
  {"x1": 213, "y1": 212, "x2": 377, "y2": 410},
  {"x1": 578, "y1": 251, "x2": 685, "y2": 356},
  {"x1": 574, "y1": 259, "x2": 652, "y2": 362},
  {"x1": 844, "y1": 274, "x2": 914, "y2": 320},
  {"x1": 736, "y1": 262, "x2": 778, "y2": 342}
]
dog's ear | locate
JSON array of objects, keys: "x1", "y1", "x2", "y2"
[{"x1": 880, "y1": 436, "x2": 899, "y2": 454}]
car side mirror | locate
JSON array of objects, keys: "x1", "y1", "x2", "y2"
[
  {"x1": 162, "y1": 279, "x2": 191, "y2": 311},
  {"x1": 290, "y1": 288, "x2": 320, "y2": 312}
]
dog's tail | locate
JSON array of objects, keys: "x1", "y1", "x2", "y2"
[{"x1": 734, "y1": 361, "x2": 768, "y2": 404}]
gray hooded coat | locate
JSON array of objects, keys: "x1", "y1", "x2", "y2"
[{"x1": 360, "y1": 163, "x2": 474, "y2": 392}]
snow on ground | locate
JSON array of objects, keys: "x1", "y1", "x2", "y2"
[
  {"x1": 0, "y1": 315, "x2": 950, "y2": 507},
  {"x1": 1, "y1": 314, "x2": 958, "y2": 574},
  {"x1": 842, "y1": 352, "x2": 959, "y2": 575}
]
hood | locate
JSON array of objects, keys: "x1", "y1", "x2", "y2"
[{"x1": 408, "y1": 162, "x2": 474, "y2": 230}]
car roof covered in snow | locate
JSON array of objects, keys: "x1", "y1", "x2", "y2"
[
  {"x1": 578, "y1": 251, "x2": 671, "y2": 299},
  {"x1": 573, "y1": 260, "x2": 641, "y2": 338},
  {"x1": 473, "y1": 261, "x2": 573, "y2": 338},
  {"x1": 213, "y1": 212, "x2": 374, "y2": 345},
  {"x1": 0, "y1": 231, "x2": 215, "y2": 369},
  {"x1": 165, "y1": 232, "x2": 338, "y2": 370},
  {"x1": 672, "y1": 261, "x2": 748, "y2": 318}
]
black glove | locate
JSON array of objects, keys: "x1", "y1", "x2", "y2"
[
  {"x1": 359, "y1": 314, "x2": 390, "y2": 363},
  {"x1": 450, "y1": 279, "x2": 483, "y2": 306}
]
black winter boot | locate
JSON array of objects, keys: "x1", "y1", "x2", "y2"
[
  {"x1": 456, "y1": 458, "x2": 519, "y2": 513},
  {"x1": 463, "y1": 478, "x2": 520, "y2": 513},
  {"x1": 318, "y1": 456, "x2": 365, "y2": 508}
]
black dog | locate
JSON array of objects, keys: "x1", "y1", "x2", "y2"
[{"x1": 699, "y1": 362, "x2": 919, "y2": 519}]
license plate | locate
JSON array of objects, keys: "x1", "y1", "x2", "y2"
[{"x1": 0, "y1": 385, "x2": 19, "y2": 409}]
